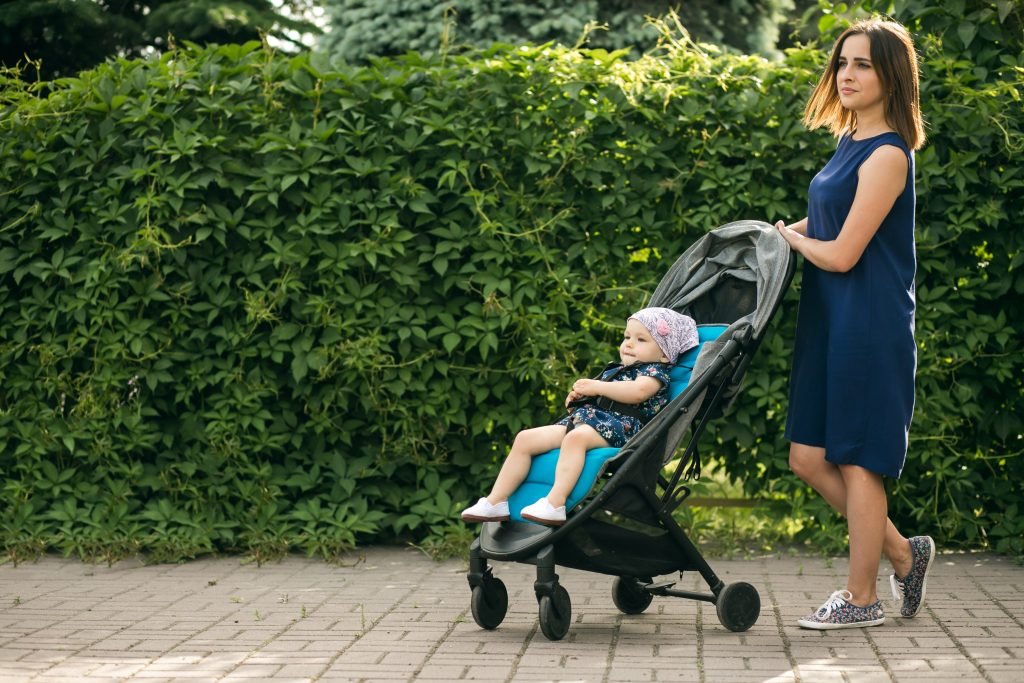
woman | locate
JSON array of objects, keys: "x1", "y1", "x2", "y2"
[{"x1": 775, "y1": 18, "x2": 935, "y2": 630}]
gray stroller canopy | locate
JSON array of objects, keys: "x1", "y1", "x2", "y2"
[{"x1": 648, "y1": 219, "x2": 792, "y2": 340}]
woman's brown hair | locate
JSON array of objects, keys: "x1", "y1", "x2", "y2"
[{"x1": 803, "y1": 18, "x2": 926, "y2": 150}]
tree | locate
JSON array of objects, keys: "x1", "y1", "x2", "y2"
[
  {"x1": 810, "y1": 0, "x2": 1022, "y2": 72},
  {"x1": 319, "y1": 0, "x2": 800, "y2": 64},
  {"x1": 0, "y1": 0, "x2": 317, "y2": 80}
]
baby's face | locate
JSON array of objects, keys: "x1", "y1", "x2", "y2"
[{"x1": 619, "y1": 319, "x2": 668, "y2": 365}]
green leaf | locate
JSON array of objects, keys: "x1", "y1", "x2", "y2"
[
  {"x1": 0, "y1": 247, "x2": 20, "y2": 274},
  {"x1": 292, "y1": 353, "x2": 309, "y2": 382},
  {"x1": 957, "y1": 21, "x2": 977, "y2": 48},
  {"x1": 442, "y1": 332, "x2": 461, "y2": 353}
]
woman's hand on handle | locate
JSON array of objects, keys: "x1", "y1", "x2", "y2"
[
  {"x1": 776, "y1": 220, "x2": 803, "y2": 252},
  {"x1": 776, "y1": 217, "x2": 808, "y2": 237}
]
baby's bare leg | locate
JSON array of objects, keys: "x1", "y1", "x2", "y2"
[
  {"x1": 487, "y1": 425, "x2": 567, "y2": 503},
  {"x1": 546, "y1": 425, "x2": 609, "y2": 508}
]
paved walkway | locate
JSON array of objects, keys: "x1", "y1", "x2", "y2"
[{"x1": 0, "y1": 547, "x2": 1021, "y2": 682}]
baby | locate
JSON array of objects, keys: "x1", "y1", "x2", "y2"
[{"x1": 461, "y1": 307, "x2": 698, "y2": 525}]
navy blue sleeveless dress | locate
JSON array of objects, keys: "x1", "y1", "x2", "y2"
[{"x1": 785, "y1": 132, "x2": 916, "y2": 478}]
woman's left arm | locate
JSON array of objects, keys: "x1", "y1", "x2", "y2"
[{"x1": 776, "y1": 145, "x2": 908, "y2": 273}]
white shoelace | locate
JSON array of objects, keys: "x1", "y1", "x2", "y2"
[
  {"x1": 890, "y1": 574, "x2": 906, "y2": 604},
  {"x1": 814, "y1": 589, "x2": 853, "y2": 619}
]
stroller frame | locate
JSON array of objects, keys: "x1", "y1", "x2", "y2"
[{"x1": 466, "y1": 221, "x2": 795, "y2": 640}]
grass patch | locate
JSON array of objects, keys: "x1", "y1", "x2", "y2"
[{"x1": 668, "y1": 459, "x2": 832, "y2": 558}]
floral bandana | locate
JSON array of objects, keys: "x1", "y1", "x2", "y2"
[{"x1": 627, "y1": 307, "x2": 699, "y2": 364}]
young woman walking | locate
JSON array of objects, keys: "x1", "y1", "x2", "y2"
[{"x1": 775, "y1": 18, "x2": 935, "y2": 629}]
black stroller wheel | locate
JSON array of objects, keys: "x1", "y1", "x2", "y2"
[
  {"x1": 715, "y1": 582, "x2": 760, "y2": 632},
  {"x1": 471, "y1": 578, "x2": 508, "y2": 630},
  {"x1": 611, "y1": 576, "x2": 654, "y2": 614},
  {"x1": 538, "y1": 584, "x2": 572, "y2": 640}
]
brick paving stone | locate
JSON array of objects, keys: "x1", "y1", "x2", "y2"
[
  {"x1": 88, "y1": 662, "x2": 150, "y2": 677},
  {"x1": 332, "y1": 650, "x2": 384, "y2": 665},
  {"x1": 892, "y1": 677, "x2": 987, "y2": 683},
  {"x1": 605, "y1": 665, "x2": 656, "y2": 680},
  {"x1": 412, "y1": 664, "x2": 470, "y2": 679},
  {"x1": 649, "y1": 672, "x2": 704, "y2": 683},
  {"x1": 224, "y1": 663, "x2": 287, "y2": 677},
  {"x1": 127, "y1": 672, "x2": 214, "y2": 679}
]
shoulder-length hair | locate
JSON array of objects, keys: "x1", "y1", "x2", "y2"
[{"x1": 803, "y1": 18, "x2": 926, "y2": 150}]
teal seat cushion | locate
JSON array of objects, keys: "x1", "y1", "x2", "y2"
[{"x1": 508, "y1": 324, "x2": 727, "y2": 523}]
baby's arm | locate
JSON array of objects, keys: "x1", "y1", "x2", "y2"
[{"x1": 572, "y1": 376, "x2": 663, "y2": 405}]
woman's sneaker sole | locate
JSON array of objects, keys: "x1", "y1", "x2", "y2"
[{"x1": 797, "y1": 616, "x2": 885, "y2": 630}]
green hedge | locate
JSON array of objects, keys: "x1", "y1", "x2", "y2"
[{"x1": 1, "y1": 13, "x2": 1020, "y2": 563}]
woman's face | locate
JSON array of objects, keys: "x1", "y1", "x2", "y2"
[{"x1": 835, "y1": 34, "x2": 885, "y2": 113}]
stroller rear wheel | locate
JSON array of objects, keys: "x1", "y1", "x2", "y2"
[
  {"x1": 715, "y1": 581, "x2": 760, "y2": 632},
  {"x1": 471, "y1": 577, "x2": 508, "y2": 630},
  {"x1": 538, "y1": 584, "x2": 572, "y2": 640},
  {"x1": 611, "y1": 576, "x2": 654, "y2": 614}
]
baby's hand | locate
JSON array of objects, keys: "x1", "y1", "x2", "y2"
[{"x1": 572, "y1": 379, "x2": 602, "y2": 397}]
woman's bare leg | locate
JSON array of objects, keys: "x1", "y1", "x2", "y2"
[
  {"x1": 841, "y1": 464, "x2": 888, "y2": 605},
  {"x1": 546, "y1": 425, "x2": 609, "y2": 508},
  {"x1": 789, "y1": 442, "x2": 913, "y2": 580},
  {"x1": 486, "y1": 425, "x2": 567, "y2": 503}
]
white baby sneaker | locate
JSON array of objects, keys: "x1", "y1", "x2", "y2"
[
  {"x1": 461, "y1": 497, "x2": 510, "y2": 522},
  {"x1": 520, "y1": 497, "x2": 566, "y2": 526}
]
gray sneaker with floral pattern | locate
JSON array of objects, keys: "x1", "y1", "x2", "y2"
[
  {"x1": 797, "y1": 589, "x2": 886, "y2": 630},
  {"x1": 890, "y1": 535, "x2": 936, "y2": 618}
]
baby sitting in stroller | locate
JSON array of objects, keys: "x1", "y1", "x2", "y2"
[{"x1": 461, "y1": 307, "x2": 698, "y2": 526}]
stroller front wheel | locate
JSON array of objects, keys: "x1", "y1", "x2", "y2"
[
  {"x1": 538, "y1": 584, "x2": 572, "y2": 640},
  {"x1": 715, "y1": 581, "x2": 760, "y2": 632},
  {"x1": 471, "y1": 577, "x2": 508, "y2": 630},
  {"x1": 611, "y1": 576, "x2": 654, "y2": 614}
]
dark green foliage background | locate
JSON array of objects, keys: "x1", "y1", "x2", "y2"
[
  {"x1": 320, "y1": 0, "x2": 801, "y2": 63},
  {"x1": 0, "y1": 0, "x2": 316, "y2": 79},
  {"x1": 1, "y1": 2, "x2": 1021, "y2": 563}
]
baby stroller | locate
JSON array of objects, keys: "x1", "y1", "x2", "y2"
[{"x1": 466, "y1": 220, "x2": 795, "y2": 640}]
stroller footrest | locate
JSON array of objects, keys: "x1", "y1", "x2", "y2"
[{"x1": 645, "y1": 580, "x2": 677, "y2": 594}]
